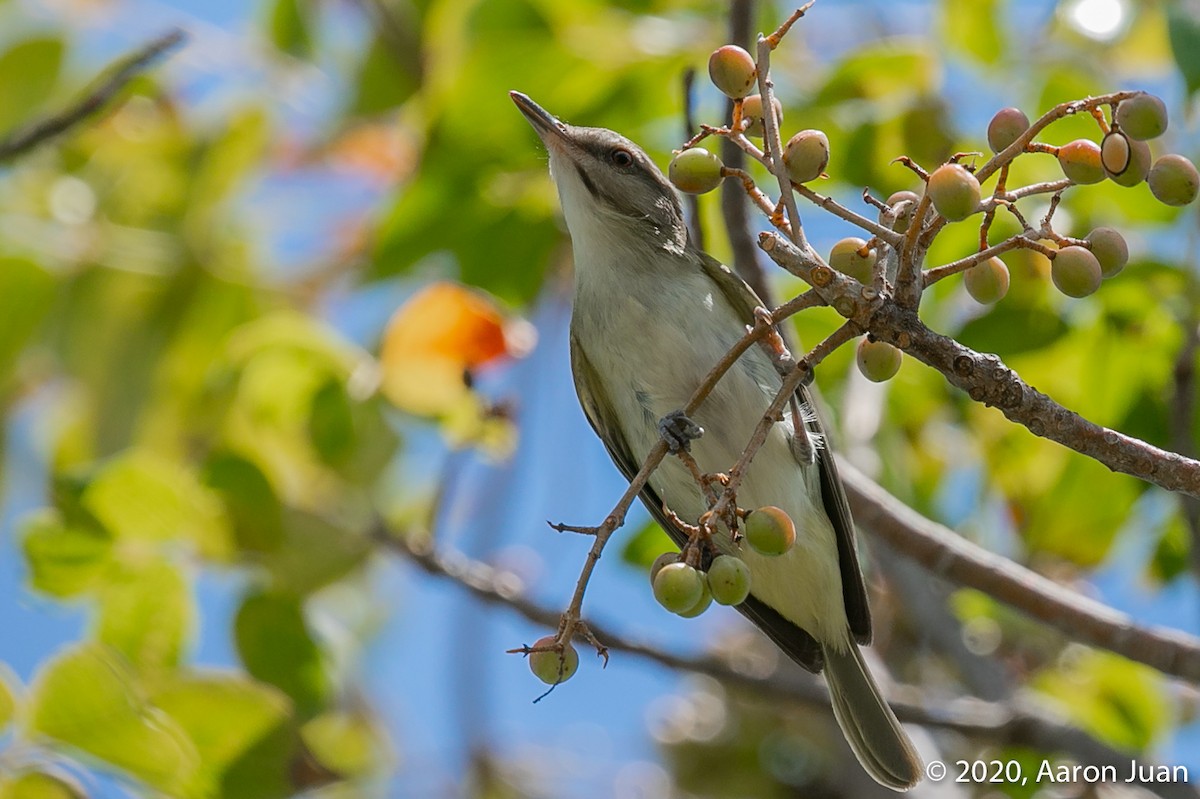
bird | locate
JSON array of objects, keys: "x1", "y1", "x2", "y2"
[{"x1": 511, "y1": 90, "x2": 922, "y2": 791}]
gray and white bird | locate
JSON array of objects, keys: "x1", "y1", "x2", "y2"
[{"x1": 512, "y1": 91, "x2": 922, "y2": 791}]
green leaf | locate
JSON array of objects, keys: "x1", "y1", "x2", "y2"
[
  {"x1": 308, "y1": 378, "x2": 356, "y2": 467},
  {"x1": 96, "y1": 559, "x2": 193, "y2": 677},
  {"x1": 266, "y1": 510, "x2": 371, "y2": 596},
  {"x1": 1034, "y1": 650, "x2": 1169, "y2": 750},
  {"x1": 202, "y1": 451, "x2": 285, "y2": 553},
  {"x1": 0, "y1": 256, "x2": 56, "y2": 390},
  {"x1": 1150, "y1": 512, "x2": 1190, "y2": 584},
  {"x1": 0, "y1": 771, "x2": 85, "y2": 799},
  {"x1": 1168, "y1": 3, "x2": 1200, "y2": 97},
  {"x1": 956, "y1": 305, "x2": 1069, "y2": 357},
  {"x1": 235, "y1": 592, "x2": 328, "y2": 717},
  {"x1": 301, "y1": 710, "x2": 385, "y2": 777},
  {"x1": 20, "y1": 510, "x2": 112, "y2": 598},
  {"x1": 813, "y1": 45, "x2": 936, "y2": 105},
  {"x1": 940, "y1": 0, "x2": 1004, "y2": 65},
  {"x1": 81, "y1": 450, "x2": 232, "y2": 558},
  {"x1": 620, "y1": 519, "x2": 677, "y2": 570},
  {"x1": 0, "y1": 664, "x2": 16, "y2": 731},
  {"x1": 351, "y1": 34, "x2": 419, "y2": 116},
  {"x1": 0, "y1": 37, "x2": 65, "y2": 134},
  {"x1": 266, "y1": 0, "x2": 314, "y2": 58},
  {"x1": 155, "y1": 673, "x2": 293, "y2": 798},
  {"x1": 26, "y1": 644, "x2": 200, "y2": 795}
]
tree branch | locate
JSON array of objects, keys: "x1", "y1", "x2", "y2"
[
  {"x1": 0, "y1": 29, "x2": 186, "y2": 163},
  {"x1": 838, "y1": 459, "x2": 1200, "y2": 683},
  {"x1": 379, "y1": 529, "x2": 1200, "y2": 799},
  {"x1": 760, "y1": 231, "x2": 1200, "y2": 499}
]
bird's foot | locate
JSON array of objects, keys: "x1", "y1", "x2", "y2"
[{"x1": 658, "y1": 409, "x2": 703, "y2": 454}]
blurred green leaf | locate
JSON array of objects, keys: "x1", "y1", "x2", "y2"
[
  {"x1": 301, "y1": 710, "x2": 385, "y2": 777},
  {"x1": 266, "y1": 0, "x2": 313, "y2": 58},
  {"x1": 187, "y1": 107, "x2": 269, "y2": 223},
  {"x1": 203, "y1": 451, "x2": 285, "y2": 553},
  {"x1": 351, "y1": 34, "x2": 419, "y2": 116},
  {"x1": 155, "y1": 673, "x2": 293, "y2": 798},
  {"x1": 26, "y1": 644, "x2": 201, "y2": 795},
  {"x1": 813, "y1": 44, "x2": 936, "y2": 105},
  {"x1": 1168, "y1": 2, "x2": 1200, "y2": 97},
  {"x1": 235, "y1": 591, "x2": 329, "y2": 717},
  {"x1": 267, "y1": 510, "x2": 371, "y2": 596},
  {"x1": 1034, "y1": 649, "x2": 1169, "y2": 750},
  {"x1": 1021, "y1": 454, "x2": 1137, "y2": 565},
  {"x1": 21, "y1": 510, "x2": 112, "y2": 598},
  {"x1": 1150, "y1": 512, "x2": 1190, "y2": 584},
  {"x1": 0, "y1": 256, "x2": 56, "y2": 390},
  {"x1": 308, "y1": 378, "x2": 356, "y2": 467},
  {"x1": 0, "y1": 37, "x2": 64, "y2": 134},
  {"x1": 940, "y1": 0, "x2": 1004, "y2": 65},
  {"x1": 0, "y1": 664, "x2": 16, "y2": 731},
  {"x1": 957, "y1": 305, "x2": 1069, "y2": 357},
  {"x1": 81, "y1": 450, "x2": 233, "y2": 558},
  {"x1": 620, "y1": 518, "x2": 676, "y2": 570},
  {"x1": 0, "y1": 772, "x2": 85, "y2": 799},
  {"x1": 96, "y1": 559, "x2": 193, "y2": 677}
]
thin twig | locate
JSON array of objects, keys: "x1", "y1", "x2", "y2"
[
  {"x1": 0, "y1": 30, "x2": 186, "y2": 162},
  {"x1": 755, "y1": 35, "x2": 807, "y2": 251}
]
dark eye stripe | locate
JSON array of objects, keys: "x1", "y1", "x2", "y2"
[{"x1": 573, "y1": 163, "x2": 600, "y2": 199}]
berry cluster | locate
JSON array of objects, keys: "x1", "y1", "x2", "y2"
[{"x1": 667, "y1": 42, "x2": 1196, "y2": 386}]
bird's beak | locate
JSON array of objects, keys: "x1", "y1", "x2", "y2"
[{"x1": 510, "y1": 91, "x2": 572, "y2": 151}]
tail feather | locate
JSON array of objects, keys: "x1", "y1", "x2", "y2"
[{"x1": 823, "y1": 642, "x2": 922, "y2": 791}]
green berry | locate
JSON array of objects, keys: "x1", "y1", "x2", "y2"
[
  {"x1": 927, "y1": 163, "x2": 981, "y2": 222},
  {"x1": 675, "y1": 581, "x2": 713, "y2": 618},
  {"x1": 1057, "y1": 139, "x2": 1105, "y2": 184},
  {"x1": 1109, "y1": 138, "x2": 1151, "y2": 187},
  {"x1": 669, "y1": 148, "x2": 724, "y2": 194},
  {"x1": 528, "y1": 636, "x2": 579, "y2": 685},
  {"x1": 1148, "y1": 154, "x2": 1200, "y2": 206},
  {"x1": 963, "y1": 256, "x2": 1010, "y2": 304},
  {"x1": 1051, "y1": 246, "x2": 1102, "y2": 298},
  {"x1": 856, "y1": 337, "x2": 902, "y2": 382},
  {"x1": 782, "y1": 129, "x2": 829, "y2": 184},
  {"x1": 744, "y1": 506, "x2": 796, "y2": 556},
  {"x1": 987, "y1": 107, "x2": 1030, "y2": 153},
  {"x1": 1101, "y1": 131, "x2": 1131, "y2": 177},
  {"x1": 1086, "y1": 227, "x2": 1129, "y2": 278},
  {"x1": 707, "y1": 555, "x2": 752, "y2": 606},
  {"x1": 1115, "y1": 94, "x2": 1168, "y2": 141},
  {"x1": 649, "y1": 552, "x2": 679, "y2": 584},
  {"x1": 708, "y1": 45, "x2": 757, "y2": 100},
  {"x1": 829, "y1": 237, "x2": 877, "y2": 283},
  {"x1": 881, "y1": 190, "x2": 920, "y2": 233},
  {"x1": 653, "y1": 562, "x2": 705, "y2": 613},
  {"x1": 740, "y1": 94, "x2": 782, "y2": 138}
]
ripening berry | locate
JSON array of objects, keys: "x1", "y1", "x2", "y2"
[
  {"x1": 653, "y1": 562, "x2": 705, "y2": 613},
  {"x1": 740, "y1": 94, "x2": 782, "y2": 138},
  {"x1": 856, "y1": 338, "x2": 902, "y2": 382},
  {"x1": 881, "y1": 190, "x2": 920, "y2": 233},
  {"x1": 1148, "y1": 154, "x2": 1200, "y2": 206},
  {"x1": 829, "y1": 237, "x2": 877, "y2": 283},
  {"x1": 1086, "y1": 227, "x2": 1129, "y2": 278},
  {"x1": 1057, "y1": 139, "x2": 1105, "y2": 184},
  {"x1": 987, "y1": 107, "x2": 1030, "y2": 153},
  {"x1": 783, "y1": 129, "x2": 830, "y2": 184},
  {"x1": 675, "y1": 580, "x2": 713, "y2": 618},
  {"x1": 1115, "y1": 94, "x2": 1168, "y2": 141},
  {"x1": 1110, "y1": 138, "x2": 1151, "y2": 187},
  {"x1": 708, "y1": 45, "x2": 757, "y2": 100},
  {"x1": 669, "y1": 148, "x2": 724, "y2": 194},
  {"x1": 926, "y1": 163, "x2": 981, "y2": 221},
  {"x1": 649, "y1": 552, "x2": 679, "y2": 585},
  {"x1": 963, "y1": 256, "x2": 1010, "y2": 304},
  {"x1": 1052, "y1": 246, "x2": 1102, "y2": 298},
  {"x1": 744, "y1": 506, "x2": 796, "y2": 557},
  {"x1": 707, "y1": 555, "x2": 752, "y2": 606},
  {"x1": 528, "y1": 636, "x2": 579, "y2": 685},
  {"x1": 1101, "y1": 131, "x2": 1131, "y2": 177}
]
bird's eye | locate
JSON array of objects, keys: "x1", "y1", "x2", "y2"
[{"x1": 611, "y1": 148, "x2": 634, "y2": 167}]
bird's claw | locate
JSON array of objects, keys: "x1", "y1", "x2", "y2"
[{"x1": 658, "y1": 410, "x2": 703, "y2": 454}]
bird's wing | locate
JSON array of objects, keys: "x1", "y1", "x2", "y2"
[
  {"x1": 698, "y1": 252, "x2": 872, "y2": 645},
  {"x1": 570, "y1": 327, "x2": 826, "y2": 672}
]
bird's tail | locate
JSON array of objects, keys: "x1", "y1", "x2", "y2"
[{"x1": 822, "y1": 642, "x2": 923, "y2": 791}]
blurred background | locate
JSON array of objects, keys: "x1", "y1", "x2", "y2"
[{"x1": 0, "y1": 0, "x2": 1199, "y2": 796}]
